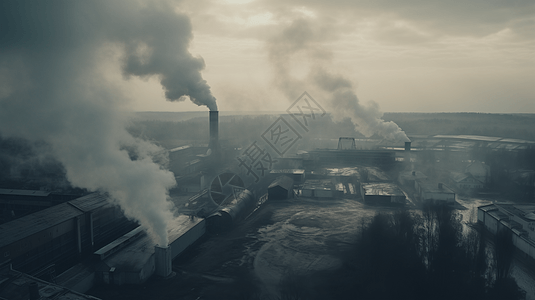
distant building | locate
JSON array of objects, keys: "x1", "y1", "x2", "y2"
[
  {"x1": 302, "y1": 180, "x2": 334, "y2": 198},
  {"x1": 360, "y1": 182, "x2": 406, "y2": 205},
  {"x1": 415, "y1": 180, "x2": 455, "y2": 205},
  {"x1": 450, "y1": 172, "x2": 484, "y2": 191},
  {"x1": 398, "y1": 170, "x2": 428, "y2": 187},
  {"x1": 478, "y1": 203, "x2": 535, "y2": 260},
  {"x1": 268, "y1": 176, "x2": 294, "y2": 200},
  {"x1": 270, "y1": 169, "x2": 305, "y2": 185},
  {"x1": 466, "y1": 161, "x2": 491, "y2": 185}
]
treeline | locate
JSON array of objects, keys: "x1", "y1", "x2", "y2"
[
  {"x1": 383, "y1": 113, "x2": 535, "y2": 141},
  {"x1": 329, "y1": 205, "x2": 525, "y2": 300},
  {"x1": 127, "y1": 114, "x2": 359, "y2": 149},
  {"x1": 235, "y1": 205, "x2": 525, "y2": 300}
]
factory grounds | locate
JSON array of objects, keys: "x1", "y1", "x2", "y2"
[{"x1": 89, "y1": 194, "x2": 535, "y2": 300}]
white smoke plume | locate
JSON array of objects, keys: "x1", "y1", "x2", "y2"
[
  {"x1": 0, "y1": 1, "x2": 216, "y2": 245},
  {"x1": 268, "y1": 18, "x2": 409, "y2": 142}
]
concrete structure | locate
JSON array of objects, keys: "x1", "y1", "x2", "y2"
[
  {"x1": 478, "y1": 203, "x2": 535, "y2": 260},
  {"x1": 154, "y1": 246, "x2": 172, "y2": 278},
  {"x1": 360, "y1": 182, "x2": 406, "y2": 205},
  {"x1": 301, "y1": 180, "x2": 334, "y2": 198},
  {"x1": 415, "y1": 180, "x2": 455, "y2": 204},
  {"x1": 268, "y1": 176, "x2": 294, "y2": 200}
]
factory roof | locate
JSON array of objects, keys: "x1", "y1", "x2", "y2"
[
  {"x1": 168, "y1": 215, "x2": 204, "y2": 243},
  {"x1": 325, "y1": 167, "x2": 361, "y2": 177},
  {"x1": 169, "y1": 145, "x2": 192, "y2": 152},
  {"x1": 98, "y1": 215, "x2": 204, "y2": 273},
  {"x1": 270, "y1": 169, "x2": 305, "y2": 175},
  {"x1": 480, "y1": 203, "x2": 535, "y2": 223},
  {"x1": 0, "y1": 188, "x2": 51, "y2": 197},
  {"x1": 449, "y1": 172, "x2": 482, "y2": 184},
  {"x1": 363, "y1": 167, "x2": 390, "y2": 182},
  {"x1": 417, "y1": 181, "x2": 455, "y2": 194},
  {"x1": 99, "y1": 233, "x2": 154, "y2": 272},
  {"x1": 361, "y1": 183, "x2": 405, "y2": 197},
  {"x1": 0, "y1": 193, "x2": 109, "y2": 248},
  {"x1": 69, "y1": 193, "x2": 109, "y2": 212},
  {"x1": 303, "y1": 180, "x2": 333, "y2": 191}
]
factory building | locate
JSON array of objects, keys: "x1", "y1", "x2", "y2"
[
  {"x1": 478, "y1": 203, "x2": 535, "y2": 260},
  {"x1": 0, "y1": 188, "x2": 81, "y2": 224},
  {"x1": 0, "y1": 193, "x2": 137, "y2": 277},
  {"x1": 398, "y1": 171, "x2": 428, "y2": 188},
  {"x1": 301, "y1": 180, "x2": 334, "y2": 198},
  {"x1": 360, "y1": 182, "x2": 406, "y2": 205},
  {"x1": 415, "y1": 180, "x2": 455, "y2": 205},
  {"x1": 450, "y1": 172, "x2": 484, "y2": 191},
  {"x1": 268, "y1": 176, "x2": 294, "y2": 200},
  {"x1": 269, "y1": 169, "x2": 305, "y2": 185},
  {"x1": 94, "y1": 215, "x2": 205, "y2": 285}
]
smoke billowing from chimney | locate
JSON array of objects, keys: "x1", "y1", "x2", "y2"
[
  {"x1": 0, "y1": 0, "x2": 216, "y2": 245},
  {"x1": 267, "y1": 18, "x2": 409, "y2": 142}
]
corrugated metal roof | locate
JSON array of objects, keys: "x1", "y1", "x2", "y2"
[
  {"x1": 69, "y1": 193, "x2": 109, "y2": 212},
  {"x1": 0, "y1": 189, "x2": 50, "y2": 197},
  {"x1": 0, "y1": 193, "x2": 109, "y2": 248},
  {"x1": 0, "y1": 202, "x2": 82, "y2": 248}
]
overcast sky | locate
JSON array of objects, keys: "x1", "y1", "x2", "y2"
[
  {"x1": 115, "y1": 0, "x2": 532, "y2": 113},
  {"x1": 4, "y1": 0, "x2": 535, "y2": 113}
]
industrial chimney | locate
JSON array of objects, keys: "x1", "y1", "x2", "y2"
[
  {"x1": 209, "y1": 111, "x2": 220, "y2": 151},
  {"x1": 404, "y1": 141, "x2": 411, "y2": 152},
  {"x1": 154, "y1": 245, "x2": 172, "y2": 277}
]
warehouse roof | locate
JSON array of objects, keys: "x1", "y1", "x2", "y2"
[
  {"x1": 0, "y1": 193, "x2": 109, "y2": 248},
  {"x1": 361, "y1": 183, "x2": 405, "y2": 197},
  {"x1": 0, "y1": 188, "x2": 50, "y2": 197},
  {"x1": 417, "y1": 181, "x2": 455, "y2": 194}
]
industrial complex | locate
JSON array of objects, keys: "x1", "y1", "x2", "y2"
[{"x1": 1, "y1": 110, "x2": 535, "y2": 299}]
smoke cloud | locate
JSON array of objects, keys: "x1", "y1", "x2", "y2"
[
  {"x1": 0, "y1": 0, "x2": 215, "y2": 245},
  {"x1": 267, "y1": 18, "x2": 409, "y2": 142}
]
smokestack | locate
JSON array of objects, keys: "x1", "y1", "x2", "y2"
[
  {"x1": 405, "y1": 141, "x2": 411, "y2": 152},
  {"x1": 209, "y1": 111, "x2": 220, "y2": 152},
  {"x1": 154, "y1": 245, "x2": 172, "y2": 277}
]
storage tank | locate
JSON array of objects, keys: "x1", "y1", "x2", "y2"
[{"x1": 206, "y1": 189, "x2": 255, "y2": 231}]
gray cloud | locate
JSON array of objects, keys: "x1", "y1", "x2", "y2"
[{"x1": 0, "y1": 0, "x2": 216, "y2": 245}]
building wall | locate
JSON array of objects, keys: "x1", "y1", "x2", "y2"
[
  {"x1": 478, "y1": 205, "x2": 535, "y2": 261},
  {"x1": 170, "y1": 220, "x2": 206, "y2": 259}
]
